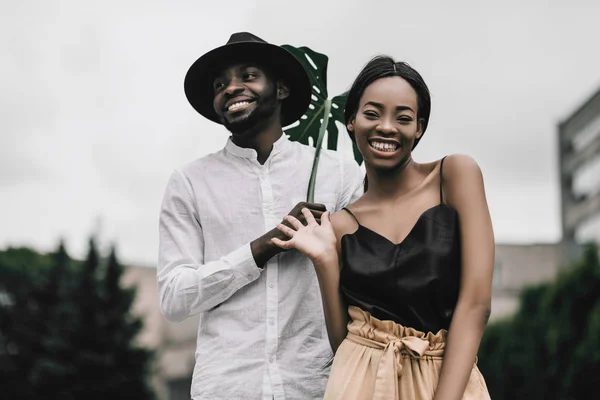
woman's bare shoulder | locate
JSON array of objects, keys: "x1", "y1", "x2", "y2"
[{"x1": 330, "y1": 200, "x2": 364, "y2": 239}]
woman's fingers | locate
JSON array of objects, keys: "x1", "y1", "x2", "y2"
[
  {"x1": 270, "y1": 237, "x2": 291, "y2": 249},
  {"x1": 283, "y1": 214, "x2": 304, "y2": 230},
  {"x1": 320, "y1": 211, "x2": 330, "y2": 226},
  {"x1": 302, "y1": 207, "x2": 317, "y2": 226},
  {"x1": 276, "y1": 223, "x2": 296, "y2": 238}
]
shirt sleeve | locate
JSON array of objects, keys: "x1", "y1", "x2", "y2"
[
  {"x1": 338, "y1": 155, "x2": 365, "y2": 208},
  {"x1": 157, "y1": 170, "x2": 262, "y2": 322}
]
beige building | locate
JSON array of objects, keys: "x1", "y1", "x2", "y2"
[
  {"x1": 490, "y1": 242, "x2": 572, "y2": 320},
  {"x1": 122, "y1": 265, "x2": 197, "y2": 400}
]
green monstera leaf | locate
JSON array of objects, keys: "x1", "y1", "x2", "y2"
[{"x1": 281, "y1": 45, "x2": 363, "y2": 202}]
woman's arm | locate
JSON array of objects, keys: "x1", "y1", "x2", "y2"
[
  {"x1": 433, "y1": 154, "x2": 495, "y2": 400},
  {"x1": 271, "y1": 208, "x2": 349, "y2": 352},
  {"x1": 312, "y1": 250, "x2": 349, "y2": 352}
]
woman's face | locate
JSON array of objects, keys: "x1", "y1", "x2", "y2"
[{"x1": 348, "y1": 76, "x2": 423, "y2": 170}]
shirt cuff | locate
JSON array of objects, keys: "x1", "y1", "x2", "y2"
[{"x1": 225, "y1": 243, "x2": 262, "y2": 282}]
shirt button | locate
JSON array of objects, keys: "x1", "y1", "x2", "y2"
[
  {"x1": 269, "y1": 283, "x2": 274, "y2": 288},
  {"x1": 269, "y1": 319, "x2": 275, "y2": 326},
  {"x1": 247, "y1": 274, "x2": 253, "y2": 279},
  {"x1": 269, "y1": 357, "x2": 274, "y2": 363}
]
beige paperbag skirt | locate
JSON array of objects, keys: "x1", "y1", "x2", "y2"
[{"x1": 323, "y1": 306, "x2": 491, "y2": 400}]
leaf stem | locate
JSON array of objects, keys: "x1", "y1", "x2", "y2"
[{"x1": 307, "y1": 98, "x2": 332, "y2": 202}]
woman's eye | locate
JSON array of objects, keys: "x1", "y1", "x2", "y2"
[{"x1": 364, "y1": 111, "x2": 378, "y2": 118}]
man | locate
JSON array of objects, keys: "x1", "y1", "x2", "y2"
[{"x1": 158, "y1": 32, "x2": 363, "y2": 400}]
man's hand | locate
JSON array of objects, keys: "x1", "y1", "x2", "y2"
[
  {"x1": 251, "y1": 202, "x2": 327, "y2": 268},
  {"x1": 276, "y1": 202, "x2": 327, "y2": 239},
  {"x1": 271, "y1": 208, "x2": 337, "y2": 265}
]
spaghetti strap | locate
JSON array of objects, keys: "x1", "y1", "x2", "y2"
[
  {"x1": 342, "y1": 207, "x2": 360, "y2": 225},
  {"x1": 439, "y1": 156, "x2": 448, "y2": 204}
]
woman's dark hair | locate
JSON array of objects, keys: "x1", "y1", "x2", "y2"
[
  {"x1": 344, "y1": 55, "x2": 431, "y2": 191},
  {"x1": 344, "y1": 55, "x2": 431, "y2": 150}
]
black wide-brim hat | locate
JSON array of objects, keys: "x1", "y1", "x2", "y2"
[{"x1": 184, "y1": 32, "x2": 311, "y2": 127}]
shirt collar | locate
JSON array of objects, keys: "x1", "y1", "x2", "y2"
[{"x1": 225, "y1": 133, "x2": 290, "y2": 160}]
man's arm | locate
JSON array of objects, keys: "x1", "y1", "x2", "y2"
[
  {"x1": 157, "y1": 170, "x2": 328, "y2": 322},
  {"x1": 158, "y1": 170, "x2": 264, "y2": 322},
  {"x1": 339, "y1": 155, "x2": 365, "y2": 208}
]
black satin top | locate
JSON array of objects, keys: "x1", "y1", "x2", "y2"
[{"x1": 339, "y1": 158, "x2": 461, "y2": 334}]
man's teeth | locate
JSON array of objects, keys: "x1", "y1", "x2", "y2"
[
  {"x1": 228, "y1": 101, "x2": 250, "y2": 111},
  {"x1": 370, "y1": 141, "x2": 399, "y2": 152}
]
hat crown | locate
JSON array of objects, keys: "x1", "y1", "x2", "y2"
[{"x1": 226, "y1": 32, "x2": 267, "y2": 45}]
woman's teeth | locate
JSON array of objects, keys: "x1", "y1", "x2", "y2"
[{"x1": 370, "y1": 141, "x2": 399, "y2": 152}]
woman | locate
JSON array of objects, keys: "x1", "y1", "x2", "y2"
[{"x1": 271, "y1": 56, "x2": 493, "y2": 399}]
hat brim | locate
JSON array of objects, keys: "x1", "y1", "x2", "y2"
[{"x1": 184, "y1": 42, "x2": 311, "y2": 127}]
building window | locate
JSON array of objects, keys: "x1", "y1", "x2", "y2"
[
  {"x1": 572, "y1": 113, "x2": 600, "y2": 152},
  {"x1": 572, "y1": 153, "x2": 600, "y2": 198},
  {"x1": 575, "y1": 212, "x2": 600, "y2": 244}
]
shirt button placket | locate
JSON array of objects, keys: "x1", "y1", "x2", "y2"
[{"x1": 259, "y1": 166, "x2": 283, "y2": 397}]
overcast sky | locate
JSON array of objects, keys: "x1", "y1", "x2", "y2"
[{"x1": 2, "y1": 0, "x2": 600, "y2": 265}]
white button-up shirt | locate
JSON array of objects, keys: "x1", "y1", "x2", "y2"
[{"x1": 158, "y1": 134, "x2": 363, "y2": 400}]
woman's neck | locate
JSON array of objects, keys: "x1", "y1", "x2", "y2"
[{"x1": 364, "y1": 157, "x2": 429, "y2": 202}]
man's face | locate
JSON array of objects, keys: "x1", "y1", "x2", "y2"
[{"x1": 212, "y1": 64, "x2": 281, "y2": 135}]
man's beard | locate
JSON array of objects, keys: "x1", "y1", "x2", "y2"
[{"x1": 223, "y1": 90, "x2": 279, "y2": 136}]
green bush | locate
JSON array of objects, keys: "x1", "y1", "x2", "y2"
[{"x1": 478, "y1": 244, "x2": 600, "y2": 400}]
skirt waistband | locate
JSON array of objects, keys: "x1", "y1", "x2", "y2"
[{"x1": 346, "y1": 305, "x2": 447, "y2": 357}]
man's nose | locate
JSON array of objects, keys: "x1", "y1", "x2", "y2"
[{"x1": 224, "y1": 78, "x2": 244, "y2": 96}]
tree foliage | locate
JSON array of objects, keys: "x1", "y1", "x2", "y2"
[
  {"x1": 0, "y1": 241, "x2": 155, "y2": 399},
  {"x1": 478, "y1": 243, "x2": 600, "y2": 399}
]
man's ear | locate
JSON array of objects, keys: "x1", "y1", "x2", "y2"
[{"x1": 277, "y1": 83, "x2": 290, "y2": 100}]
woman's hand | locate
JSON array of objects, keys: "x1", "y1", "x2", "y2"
[{"x1": 271, "y1": 208, "x2": 337, "y2": 265}]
